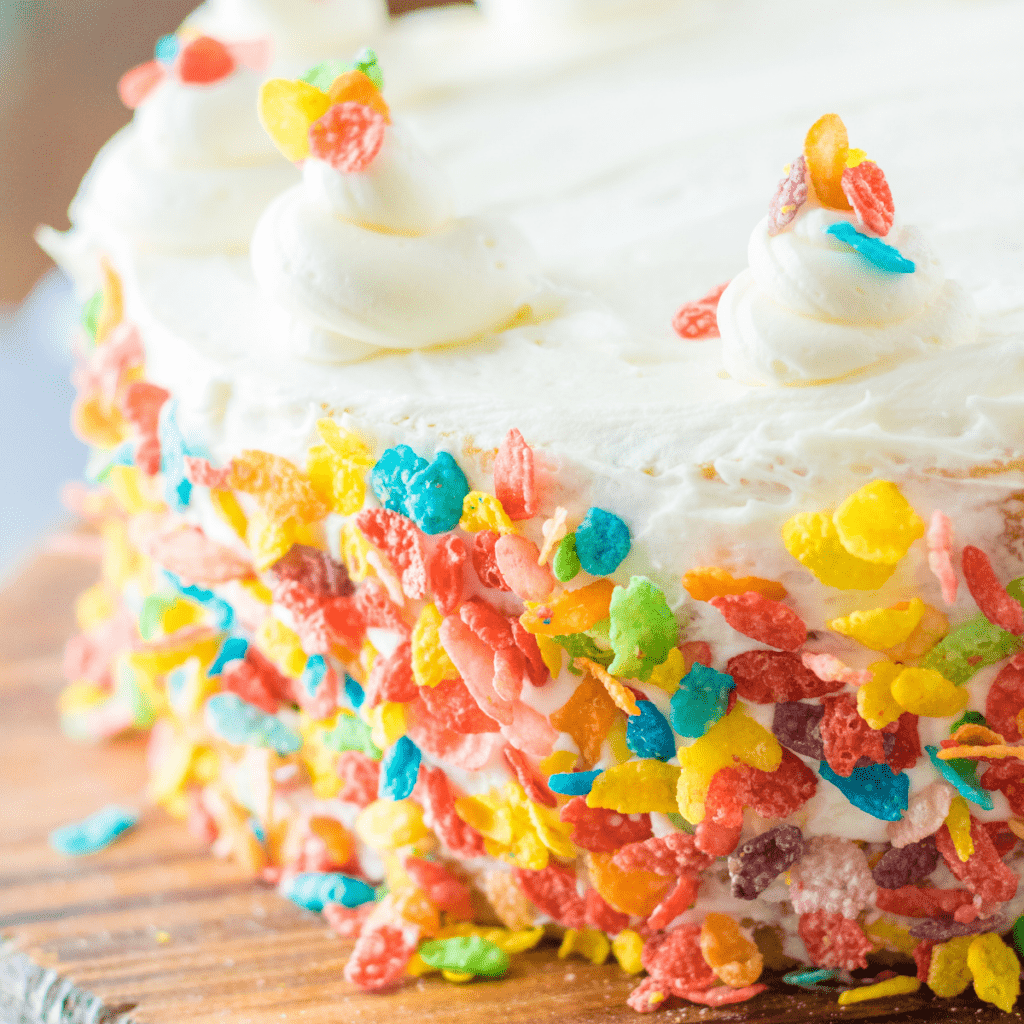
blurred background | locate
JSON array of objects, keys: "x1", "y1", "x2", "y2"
[{"x1": 0, "y1": 0, "x2": 446, "y2": 582}]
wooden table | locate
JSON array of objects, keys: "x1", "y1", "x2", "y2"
[{"x1": 0, "y1": 553, "x2": 1013, "y2": 1023}]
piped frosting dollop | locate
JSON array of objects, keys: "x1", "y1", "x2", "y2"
[
  {"x1": 718, "y1": 114, "x2": 978, "y2": 386},
  {"x1": 250, "y1": 56, "x2": 538, "y2": 362}
]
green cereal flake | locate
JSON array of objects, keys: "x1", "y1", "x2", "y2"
[
  {"x1": 553, "y1": 632, "x2": 613, "y2": 674},
  {"x1": 323, "y1": 710, "x2": 382, "y2": 760},
  {"x1": 921, "y1": 611, "x2": 1021, "y2": 685},
  {"x1": 608, "y1": 577, "x2": 677, "y2": 682},
  {"x1": 417, "y1": 936, "x2": 510, "y2": 978},
  {"x1": 553, "y1": 533, "x2": 582, "y2": 582},
  {"x1": 81, "y1": 290, "x2": 102, "y2": 343}
]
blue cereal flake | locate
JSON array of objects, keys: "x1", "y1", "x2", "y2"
[
  {"x1": 575, "y1": 507, "x2": 631, "y2": 576},
  {"x1": 826, "y1": 221, "x2": 916, "y2": 274},
  {"x1": 205, "y1": 692, "x2": 302, "y2": 756},
  {"x1": 154, "y1": 33, "x2": 179, "y2": 64},
  {"x1": 209, "y1": 636, "x2": 248, "y2": 677},
  {"x1": 344, "y1": 674, "x2": 365, "y2": 710},
  {"x1": 548, "y1": 770, "x2": 602, "y2": 796},
  {"x1": 379, "y1": 735, "x2": 422, "y2": 800},
  {"x1": 405, "y1": 452, "x2": 470, "y2": 535},
  {"x1": 783, "y1": 968, "x2": 842, "y2": 991},
  {"x1": 626, "y1": 700, "x2": 676, "y2": 761},
  {"x1": 282, "y1": 872, "x2": 376, "y2": 912},
  {"x1": 158, "y1": 401, "x2": 194, "y2": 510},
  {"x1": 50, "y1": 805, "x2": 139, "y2": 856},
  {"x1": 819, "y1": 760, "x2": 909, "y2": 822},
  {"x1": 925, "y1": 745, "x2": 994, "y2": 811},
  {"x1": 301, "y1": 654, "x2": 331, "y2": 701},
  {"x1": 370, "y1": 445, "x2": 427, "y2": 515},
  {"x1": 670, "y1": 664, "x2": 735, "y2": 739},
  {"x1": 164, "y1": 571, "x2": 235, "y2": 631}
]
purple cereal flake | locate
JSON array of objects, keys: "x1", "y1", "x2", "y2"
[
  {"x1": 767, "y1": 155, "x2": 808, "y2": 236},
  {"x1": 772, "y1": 701, "x2": 825, "y2": 760},
  {"x1": 871, "y1": 835, "x2": 939, "y2": 890},
  {"x1": 728, "y1": 824, "x2": 805, "y2": 900},
  {"x1": 909, "y1": 914, "x2": 1008, "y2": 942}
]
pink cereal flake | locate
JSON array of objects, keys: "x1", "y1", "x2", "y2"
[
  {"x1": 798, "y1": 910, "x2": 872, "y2": 970},
  {"x1": 406, "y1": 702, "x2": 503, "y2": 771},
  {"x1": 681, "y1": 984, "x2": 768, "y2": 1007},
  {"x1": 416, "y1": 766, "x2": 486, "y2": 858},
  {"x1": 887, "y1": 780, "x2": 956, "y2": 848},
  {"x1": 404, "y1": 856, "x2": 474, "y2": 920},
  {"x1": 363, "y1": 640, "x2": 417, "y2": 707},
  {"x1": 118, "y1": 60, "x2": 166, "y2": 109},
  {"x1": 672, "y1": 283, "x2": 729, "y2": 340},
  {"x1": 613, "y1": 832, "x2": 714, "y2": 877},
  {"x1": 309, "y1": 102, "x2": 387, "y2": 175},
  {"x1": 962, "y1": 545, "x2": 1024, "y2": 635},
  {"x1": 513, "y1": 862, "x2": 586, "y2": 928},
  {"x1": 226, "y1": 37, "x2": 271, "y2": 72},
  {"x1": 343, "y1": 920, "x2": 419, "y2": 991},
  {"x1": 708, "y1": 592, "x2": 807, "y2": 651},
  {"x1": 493, "y1": 428, "x2": 538, "y2": 521},
  {"x1": 768, "y1": 155, "x2": 808, "y2": 235},
  {"x1": 355, "y1": 510, "x2": 428, "y2": 601},
  {"x1": 439, "y1": 614, "x2": 512, "y2": 726},
  {"x1": 503, "y1": 745, "x2": 557, "y2": 807},
  {"x1": 141, "y1": 524, "x2": 253, "y2": 585},
  {"x1": 585, "y1": 887, "x2": 630, "y2": 935},
  {"x1": 801, "y1": 651, "x2": 871, "y2": 686},
  {"x1": 641, "y1": 925, "x2": 716, "y2": 992},
  {"x1": 645, "y1": 874, "x2": 699, "y2": 932},
  {"x1": 500, "y1": 700, "x2": 558, "y2": 758},
  {"x1": 841, "y1": 159, "x2": 895, "y2": 237},
  {"x1": 426, "y1": 534, "x2": 467, "y2": 616},
  {"x1": 417, "y1": 678, "x2": 501, "y2": 735},
  {"x1": 184, "y1": 457, "x2": 232, "y2": 490},
  {"x1": 471, "y1": 530, "x2": 510, "y2": 590},
  {"x1": 335, "y1": 751, "x2": 380, "y2": 807},
  {"x1": 351, "y1": 577, "x2": 408, "y2": 637},
  {"x1": 935, "y1": 816, "x2": 1019, "y2": 903},
  {"x1": 789, "y1": 836, "x2": 877, "y2": 919},
  {"x1": 324, "y1": 902, "x2": 372, "y2": 939},
  {"x1": 494, "y1": 534, "x2": 555, "y2": 602},
  {"x1": 926, "y1": 510, "x2": 958, "y2": 605}
]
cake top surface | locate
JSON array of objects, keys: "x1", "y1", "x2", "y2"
[{"x1": 65, "y1": 0, "x2": 1024, "y2": 501}]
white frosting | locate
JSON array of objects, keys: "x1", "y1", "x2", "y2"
[
  {"x1": 718, "y1": 208, "x2": 979, "y2": 385},
  {"x1": 250, "y1": 123, "x2": 539, "y2": 360}
]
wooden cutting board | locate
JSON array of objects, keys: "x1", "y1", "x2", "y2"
[{"x1": 0, "y1": 551, "x2": 1014, "y2": 1023}]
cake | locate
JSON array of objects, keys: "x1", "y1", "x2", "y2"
[{"x1": 42, "y1": 0, "x2": 1024, "y2": 1013}]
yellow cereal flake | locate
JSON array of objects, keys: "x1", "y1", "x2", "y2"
[
  {"x1": 829, "y1": 598, "x2": 925, "y2": 651},
  {"x1": 520, "y1": 579, "x2": 616, "y2": 636},
  {"x1": 682, "y1": 566, "x2": 787, "y2": 603},
  {"x1": 587, "y1": 759, "x2": 681, "y2": 815},
  {"x1": 885, "y1": 603, "x2": 949, "y2": 662},
  {"x1": 356, "y1": 799, "x2": 430, "y2": 850},
  {"x1": 340, "y1": 519, "x2": 373, "y2": 582},
  {"x1": 864, "y1": 916, "x2": 917, "y2": 956},
  {"x1": 240, "y1": 578, "x2": 274, "y2": 605},
  {"x1": 647, "y1": 646, "x2": 686, "y2": 694},
  {"x1": 411, "y1": 603, "x2": 459, "y2": 688},
  {"x1": 246, "y1": 508, "x2": 298, "y2": 571},
  {"x1": 460, "y1": 491, "x2": 516, "y2": 534},
  {"x1": 436, "y1": 922, "x2": 544, "y2": 955},
  {"x1": 106, "y1": 464, "x2": 164, "y2": 515},
  {"x1": 210, "y1": 488, "x2": 249, "y2": 540},
  {"x1": 606, "y1": 716, "x2": 632, "y2": 763},
  {"x1": 857, "y1": 661, "x2": 904, "y2": 730},
  {"x1": 837, "y1": 975, "x2": 920, "y2": 1006},
  {"x1": 101, "y1": 518, "x2": 145, "y2": 589},
  {"x1": 368, "y1": 701, "x2": 406, "y2": 749},
  {"x1": 559, "y1": 928, "x2": 611, "y2": 965},
  {"x1": 833, "y1": 480, "x2": 925, "y2": 565},
  {"x1": 255, "y1": 617, "x2": 307, "y2": 678},
  {"x1": 535, "y1": 634, "x2": 563, "y2": 679},
  {"x1": 891, "y1": 666, "x2": 968, "y2": 718},
  {"x1": 258, "y1": 78, "x2": 331, "y2": 162},
  {"x1": 540, "y1": 750, "x2": 577, "y2": 776},
  {"x1": 945, "y1": 794, "x2": 974, "y2": 862},
  {"x1": 228, "y1": 450, "x2": 328, "y2": 524},
  {"x1": 927, "y1": 936, "x2": 975, "y2": 998},
  {"x1": 782, "y1": 511, "x2": 895, "y2": 590},
  {"x1": 967, "y1": 933, "x2": 1021, "y2": 1013},
  {"x1": 75, "y1": 583, "x2": 116, "y2": 631},
  {"x1": 612, "y1": 929, "x2": 645, "y2": 974}
]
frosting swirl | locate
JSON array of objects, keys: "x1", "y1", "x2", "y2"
[
  {"x1": 251, "y1": 121, "x2": 538, "y2": 362},
  {"x1": 718, "y1": 207, "x2": 979, "y2": 385}
]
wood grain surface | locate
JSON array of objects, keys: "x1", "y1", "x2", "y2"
[{"x1": 0, "y1": 552, "x2": 1015, "y2": 1023}]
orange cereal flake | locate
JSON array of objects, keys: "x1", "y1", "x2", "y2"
[
  {"x1": 803, "y1": 113, "x2": 853, "y2": 211},
  {"x1": 682, "y1": 566, "x2": 787, "y2": 603}
]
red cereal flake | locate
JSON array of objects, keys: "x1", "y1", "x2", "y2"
[
  {"x1": 875, "y1": 886, "x2": 975, "y2": 918},
  {"x1": 727, "y1": 649, "x2": 842, "y2": 703},
  {"x1": 404, "y1": 856, "x2": 474, "y2": 920},
  {"x1": 983, "y1": 819, "x2": 1018, "y2": 858},
  {"x1": 417, "y1": 677, "x2": 500, "y2": 734},
  {"x1": 187, "y1": 790, "x2": 218, "y2": 845},
  {"x1": 343, "y1": 921, "x2": 419, "y2": 991},
  {"x1": 585, "y1": 886, "x2": 630, "y2": 935},
  {"x1": 351, "y1": 577, "x2": 409, "y2": 637},
  {"x1": 512, "y1": 619, "x2": 549, "y2": 687},
  {"x1": 309, "y1": 101, "x2": 386, "y2": 174},
  {"x1": 613, "y1": 831, "x2": 715, "y2": 877},
  {"x1": 471, "y1": 530, "x2": 510, "y2": 590},
  {"x1": 985, "y1": 661, "x2": 1024, "y2": 743},
  {"x1": 177, "y1": 36, "x2": 236, "y2": 84},
  {"x1": 426, "y1": 534, "x2": 467, "y2": 616},
  {"x1": 980, "y1": 759, "x2": 1024, "y2": 816},
  {"x1": 355, "y1": 509, "x2": 427, "y2": 600},
  {"x1": 886, "y1": 713, "x2": 922, "y2": 773},
  {"x1": 118, "y1": 60, "x2": 165, "y2": 109},
  {"x1": 406, "y1": 703, "x2": 500, "y2": 772},
  {"x1": 798, "y1": 910, "x2": 872, "y2": 970},
  {"x1": 121, "y1": 382, "x2": 169, "y2": 475},
  {"x1": 645, "y1": 875, "x2": 699, "y2": 932},
  {"x1": 513, "y1": 862, "x2": 586, "y2": 928},
  {"x1": 841, "y1": 160, "x2": 895, "y2": 237},
  {"x1": 417, "y1": 766, "x2": 486, "y2": 859},
  {"x1": 184, "y1": 456, "x2": 232, "y2": 490},
  {"x1": 682, "y1": 985, "x2": 768, "y2": 1007},
  {"x1": 493, "y1": 645, "x2": 526, "y2": 701},
  {"x1": 962, "y1": 545, "x2": 1024, "y2": 635},
  {"x1": 680, "y1": 640, "x2": 712, "y2": 668},
  {"x1": 820, "y1": 692, "x2": 885, "y2": 778},
  {"x1": 641, "y1": 925, "x2": 717, "y2": 992},
  {"x1": 912, "y1": 940, "x2": 934, "y2": 983},
  {"x1": 460, "y1": 597, "x2": 515, "y2": 650},
  {"x1": 695, "y1": 768, "x2": 743, "y2": 856},
  {"x1": 271, "y1": 544, "x2": 353, "y2": 600},
  {"x1": 322, "y1": 596, "x2": 365, "y2": 650},
  {"x1": 559, "y1": 797, "x2": 653, "y2": 854},
  {"x1": 935, "y1": 817, "x2": 1019, "y2": 903},
  {"x1": 363, "y1": 640, "x2": 417, "y2": 706},
  {"x1": 627, "y1": 975, "x2": 673, "y2": 1013},
  {"x1": 708, "y1": 592, "x2": 807, "y2": 651},
  {"x1": 768, "y1": 154, "x2": 808, "y2": 235},
  {"x1": 503, "y1": 745, "x2": 557, "y2": 807},
  {"x1": 493, "y1": 427, "x2": 538, "y2": 521},
  {"x1": 221, "y1": 651, "x2": 290, "y2": 713},
  {"x1": 737, "y1": 747, "x2": 818, "y2": 817},
  {"x1": 336, "y1": 750, "x2": 380, "y2": 807},
  {"x1": 672, "y1": 283, "x2": 729, "y2": 340},
  {"x1": 324, "y1": 902, "x2": 371, "y2": 939}
]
